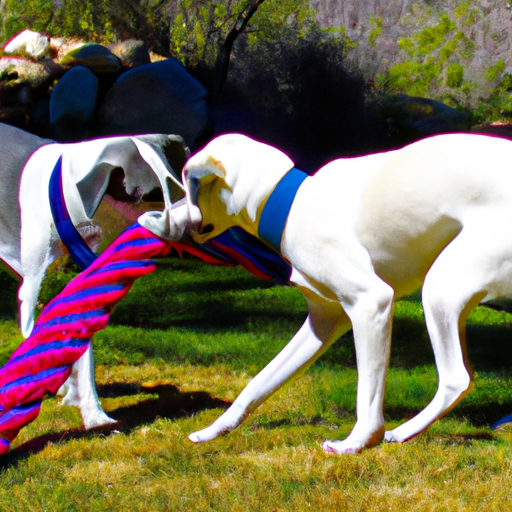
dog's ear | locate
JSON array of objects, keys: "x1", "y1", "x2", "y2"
[
  {"x1": 73, "y1": 138, "x2": 150, "y2": 218},
  {"x1": 133, "y1": 134, "x2": 189, "y2": 202},
  {"x1": 74, "y1": 137, "x2": 186, "y2": 219},
  {"x1": 75, "y1": 162, "x2": 116, "y2": 218}
]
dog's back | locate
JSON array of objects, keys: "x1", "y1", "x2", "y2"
[{"x1": 0, "y1": 123, "x2": 51, "y2": 274}]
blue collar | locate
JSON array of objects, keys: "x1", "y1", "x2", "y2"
[
  {"x1": 49, "y1": 155, "x2": 97, "y2": 270},
  {"x1": 257, "y1": 167, "x2": 308, "y2": 253}
]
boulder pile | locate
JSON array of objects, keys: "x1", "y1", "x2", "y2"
[{"x1": 0, "y1": 30, "x2": 208, "y2": 148}]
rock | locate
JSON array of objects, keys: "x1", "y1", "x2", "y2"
[
  {"x1": 50, "y1": 66, "x2": 99, "y2": 141},
  {"x1": 0, "y1": 81, "x2": 34, "y2": 128},
  {"x1": 0, "y1": 57, "x2": 49, "y2": 85},
  {"x1": 96, "y1": 58, "x2": 208, "y2": 148},
  {"x1": 377, "y1": 94, "x2": 474, "y2": 146},
  {"x1": 4, "y1": 30, "x2": 50, "y2": 59},
  {"x1": 149, "y1": 53, "x2": 167, "y2": 63},
  {"x1": 59, "y1": 43, "x2": 122, "y2": 74},
  {"x1": 50, "y1": 37, "x2": 86, "y2": 61},
  {"x1": 109, "y1": 40, "x2": 151, "y2": 68}
]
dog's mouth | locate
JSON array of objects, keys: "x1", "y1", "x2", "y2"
[
  {"x1": 197, "y1": 223, "x2": 215, "y2": 235},
  {"x1": 191, "y1": 222, "x2": 216, "y2": 244}
]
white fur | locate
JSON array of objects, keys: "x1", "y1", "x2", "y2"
[
  {"x1": 0, "y1": 127, "x2": 185, "y2": 429},
  {"x1": 176, "y1": 132, "x2": 512, "y2": 453}
]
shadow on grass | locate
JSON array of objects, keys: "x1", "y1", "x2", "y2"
[
  {"x1": 100, "y1": 382, "x2": 230, "y2": 430},
  {"x1": 382, "y1": 401, "x2": 512, "y2": 428},
  {"x1": 389, "y1": 318, "x2": 512, "y2": 373},
  {"x1": 0, "y1": 383, "x2": 230, "y2": 471}
]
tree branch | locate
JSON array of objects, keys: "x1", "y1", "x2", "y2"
[{"x1": 211, "y1": 0, "x2": 265, "y2": 100}]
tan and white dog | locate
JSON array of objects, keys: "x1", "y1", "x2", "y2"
[
  {"x1": 163, "y1": 132, "x2": 512, "y2": 453},
  {"x1": 0, "y1": 123, "x2": 186, "y2": 430}
]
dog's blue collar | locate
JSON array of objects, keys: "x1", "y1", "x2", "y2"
[
  {"x1": 49, "y1": 155, "x2": 97, "y2": 270},
  {"x1": 258, "y1": 167, "x2": 308, "y2": 254}
]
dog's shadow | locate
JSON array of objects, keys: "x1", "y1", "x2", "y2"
[
  {"x1": 0, "y1": 383, "x2": 229, "y2": 469},
  {"x1": 97, "y1": 382, "x2": 230, "y2": 430}
]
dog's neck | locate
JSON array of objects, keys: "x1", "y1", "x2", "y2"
[{"x1": 257, "y1": 168, "x2": 308, "y2": 253}]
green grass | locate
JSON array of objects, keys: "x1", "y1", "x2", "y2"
[{"x1": 1, "y1": 258, "x2": 512, "y2": 510}]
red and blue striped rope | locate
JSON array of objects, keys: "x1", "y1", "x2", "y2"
[
  {"x1": 0, "y1": 221, "x2": 291, "y2": 454},
  {"x1": 0, "y1": 223, "x2": 170, "y2": 454}
]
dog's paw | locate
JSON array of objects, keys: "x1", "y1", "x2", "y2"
[
  {"x1": 321, "y1": 439, "x2": 364, "y2": 454},
  {"x1": 188, "y1": 425, "x2": 222, "y2": 443},
  {"x1": 188, "y1": 431, "x2": 204, "y2": 443},
  {"x1": 189, "y1": 420, "x2": 237, "y2": 443},
  {"x1": 384, "y1": 431, "x2": 402, "y2": 443},
  {"x1": 83, "y1": 410, "x2": 117, "y2": 430}
]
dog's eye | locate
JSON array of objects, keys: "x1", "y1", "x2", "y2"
[{"x1": 199, "y1": 223, "x2": 214, "y2": 234}]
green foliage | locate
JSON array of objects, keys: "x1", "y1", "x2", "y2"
[
  {"x1": 1, "y1": 0, "x2": 117, "y2": 43},
  {"x1": 168, "y1": 0, "x2": 316, "y2": 66},
  {"x1": 454, "y1": 0, "x2": 482, "y2": 27},
  {"x1": 486, "y1": 60, "x2": 506, "y2": 82},
  {"x1": 1, "y1": 0, "x2": 54, "y2": 40},
  {"x1": 367, "y1": 16, "x2": 383, "y2": 48},
  {"x1": 376, "y1": 9, "x2": 474, "y2": 108},
  {"x1": 324, "y1": 25, "x2": 359, "y2": 55},
  {"x1": 399, "y1": 13, "x2": 456, "y2": 58},
  {"x1": 37, "y1": 255, "x2": 80, "y2": 308},
  {"x1": 382, "y1": 59, "x2": 440, "y2": 98},
  {"x1": 474, "y1": 71, "x2": 512, "y2": 123},
  {"x1": 446, "y1": 63, "x2": 464, "y2": 88},
  {"x1": 0, "y1": 0, "x2": 318, "y2": 67}
]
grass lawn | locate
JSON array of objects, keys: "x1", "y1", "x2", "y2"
[{"x1": 1, "y1": 257, "x2": 512, "y2": 511}]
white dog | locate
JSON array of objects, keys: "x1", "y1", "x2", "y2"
[
  {"x1": 156, "y1": 132, "x2": 512, "y2": 453},
  {"x1": 0, "y1": 123, "x2": 186, "y2": 429}
]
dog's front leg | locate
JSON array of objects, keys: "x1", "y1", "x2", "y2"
[
  {"x1": 323, "y1": 278, "x2": 394, "y2": 454},
  {"x1": 189, "y1": 297, "x2": 351, "y2": 444},
  {"x1": 60, "y1": 345, "x2": 117, "y2": 429},
  {"x1": 18, "y1": 231, "x2": 55, "y2": 337}
]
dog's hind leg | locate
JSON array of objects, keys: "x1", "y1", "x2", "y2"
[
  {"x1": 385, "y1": 230, "x2": 489, "y2": 444},
  {"x1": 189, "y1": 295, "x2": 351, "y2": 444}
]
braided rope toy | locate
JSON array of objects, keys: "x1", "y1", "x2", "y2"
[{"x1": 0, "y1": 221, "x2": 290, "y2": 454}]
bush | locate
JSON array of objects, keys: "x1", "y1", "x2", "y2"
[
  {"x1": 446, "y1": 63, "x2": 464, "y2": 88},
  {"x1": 0, "y1": 270, "x2": 18, "y2": 320},
  {"x1": 37, "y1": 255, "x2": 79, "y2": 308},
  {"x1": 214, "y1": 31, "x2": 384, "y2": 171}
]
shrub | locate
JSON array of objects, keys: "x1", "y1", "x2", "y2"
[
  {"x1": 215, "y1": 31, "x2": 384, "y2": 171},
  {"x1": 446, "y1": 63, "x2": 464, "y2": 88},
  {"x1": 376, "y1": 10, "x2": 474, "y2": 108}
]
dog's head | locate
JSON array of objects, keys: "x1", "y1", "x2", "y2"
[{"x1": 182, "y1": 134, "x2": 294, "y2": 243}]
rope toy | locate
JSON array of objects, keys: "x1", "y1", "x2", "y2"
[{"x1": 0, "y1": 221, "x2": 290, "y2": 454}]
